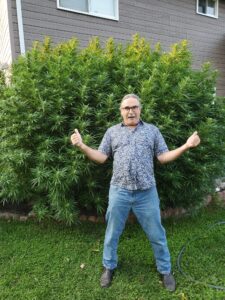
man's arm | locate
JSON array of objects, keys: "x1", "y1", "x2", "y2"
[
  {"x1": 71, "y1": 129, "x2": 108, "y2": 164},
  {"x1": 157, "y1": 131, "x2": 200, "y2": 164}
]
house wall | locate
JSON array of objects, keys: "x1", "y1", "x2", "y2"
[
  {"x1": 10, "y1": 0, "x2": 225, "y2": 95},
  {"x1": 0, "y1": 0, "x2": 15, "y2": 68}
]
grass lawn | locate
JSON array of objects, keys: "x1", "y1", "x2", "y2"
[{"x1": 0, "y1": 205, "x2": 225, "y2": 300}]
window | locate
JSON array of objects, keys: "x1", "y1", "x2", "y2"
[
  {"x1": 57, "y1": 0, "x2": 119, "y2": 20},
  {"x1": 197, "y1": 0, "x2": 218, "y2": 18}
]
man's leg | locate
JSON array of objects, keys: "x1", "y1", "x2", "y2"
[
  {"x1": 103, "y1": 185, "x2": 131, "y2": 270},
  {"x1": 101, "y1": 185, "x2": 131, "y2": 287},
  {"x1": 132, "y1": 186, "x2": 171, "y2": 275}
]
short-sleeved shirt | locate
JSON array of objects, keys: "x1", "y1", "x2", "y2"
[{"x1": 98, "y1": 120, "x2": 168, "y2": 190}]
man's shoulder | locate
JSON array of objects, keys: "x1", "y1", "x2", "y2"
[
  {"x1": 101, "y1": 124, "x2": 122, "y2": 140},
  {"x1": 142, "y1": 121, "x2": 159, "y2": 132},
  {"x1": 107, "y1": 123, "x2": 122, "y2": 133}
]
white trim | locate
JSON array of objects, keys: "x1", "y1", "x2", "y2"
[
  {"x1": 196, "y1": 0, "x2": 219, "y2": 19},
  {"x1": 57, "y1": 0, "x2": 119, "y2": 21},
  {"x1": 16, "y1": 0, "x2": 26, "y2": 54}
]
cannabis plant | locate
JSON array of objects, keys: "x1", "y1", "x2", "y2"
[{"x1": 0, "y1": 36, "x2": 225, "y2": 223}]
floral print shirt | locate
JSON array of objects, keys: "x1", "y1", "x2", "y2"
[{"x1": 98, "y1": 120, "x2": 168, "y2": 190}]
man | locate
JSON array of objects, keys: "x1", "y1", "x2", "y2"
[{"x1": 71, "y1": 94, "x2": 200, "y2": 292}]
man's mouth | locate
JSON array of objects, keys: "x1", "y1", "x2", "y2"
[{"x1": 128, "y1": 116, "x2": 135, "y2": 119}]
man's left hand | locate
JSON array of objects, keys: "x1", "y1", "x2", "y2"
[{"x1": 186, "y1": 131, "x2": 201, "y2": 149}]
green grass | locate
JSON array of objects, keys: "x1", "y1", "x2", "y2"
[{"x1": 1, "y1": 206, "x2": 225, "y2": 300}]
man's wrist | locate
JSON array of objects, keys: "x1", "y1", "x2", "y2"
[
  {"x1": 183, "y1": 143, "x2": 190, "y2": 151},
  {"x1": 78, "y1": 142, "x2": 85, "y2": 151}
]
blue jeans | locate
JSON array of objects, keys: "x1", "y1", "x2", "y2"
[{"x1": 103, "y1": 185, "x2": 171, "y2": 274}]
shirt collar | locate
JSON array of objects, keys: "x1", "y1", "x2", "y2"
[{"x1": 121, "y1": 119, "x2": 144, "y2": 127}]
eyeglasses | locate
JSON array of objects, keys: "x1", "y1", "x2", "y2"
[{"x1": 121, "y1": 105, "x2": 140, "y2": 112}]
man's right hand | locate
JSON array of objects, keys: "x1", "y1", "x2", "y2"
[
  {"x1": 70, "y1": 128, "x2": 108, "y2": 164},
  {"x1": 71, "y1": 129, "x2": 83, "y2": 147}
]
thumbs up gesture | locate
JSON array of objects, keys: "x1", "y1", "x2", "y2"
[
  {"x1": 186, "y1": 131, "x2": 201, "y2": 149},
  {"x1": 71, "y1": 129, "x2": 83, "y2": 147}
]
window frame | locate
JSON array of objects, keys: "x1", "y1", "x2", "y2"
[
  {"x1": 196, "y1": 0, "x2": 219, "y2": 18},
  {"x1": 57, "y1": 0, "x2": 119, "y2": 21}
]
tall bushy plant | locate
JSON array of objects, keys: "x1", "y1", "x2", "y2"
[
  {"x1": 0, "y1": 69, "x2": 5, "y2": 96},
  {"x1": 0, "y1": 36, "x2": 225, "y2": 223}
]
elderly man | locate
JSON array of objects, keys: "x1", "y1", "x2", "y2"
[{"x1": 71, "y1": 94, "x2": 200, "y2": 291}]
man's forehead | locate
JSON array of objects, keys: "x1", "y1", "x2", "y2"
[{"x1": 121, "y1": 97, "x2": 139, "y2": 107}]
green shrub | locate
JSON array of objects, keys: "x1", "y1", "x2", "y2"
[
  {"x1": 0, "y1": 69, "x2": 6, "y2": 95},
  {"x1": 0, "y1": 35, "x2": 225, "y2": 223}
]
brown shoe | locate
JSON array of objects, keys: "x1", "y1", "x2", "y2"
[
  {"x1": 100, "y1": 268, "x2": 114, "y2": 288},
  {"x1": 162, "y1": 273, "x2": 176, "y2": 291}
]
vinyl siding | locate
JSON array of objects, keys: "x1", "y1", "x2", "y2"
[{"x1": 9, "y1": 0, "x2": 225, "y2": 95}]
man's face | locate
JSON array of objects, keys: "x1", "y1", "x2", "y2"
[{"x1": 120, "y1": 97, "x2": 141, "y2": 127}]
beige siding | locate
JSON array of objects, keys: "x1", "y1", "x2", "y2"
[
  {"x1": 0, "y1": 0, "x2": 13, "y2": 67},
  {"x1": 9, "y1": 0, "x2": 225, "y2": 95}
]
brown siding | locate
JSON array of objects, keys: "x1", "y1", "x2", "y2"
[{"x1": 10, "y1": 0, "x2": 225, "y2": 95}]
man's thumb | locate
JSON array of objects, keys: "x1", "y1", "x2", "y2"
[{"x1": 75, "y1": 129, "x2": 79, "y2": 134}]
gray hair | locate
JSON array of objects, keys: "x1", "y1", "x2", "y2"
[{"x1": 120, "y1": 94, "x2": 142, "y2": 108}]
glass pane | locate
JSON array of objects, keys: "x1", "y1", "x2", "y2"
[
  {"x1": 207, "y1": 0, "x2": 216, "y2": 15},
  {"x1": 198, "y1": 0, "x2": 207, "y2": 13},
  {"x1": 89, "y1": 0, "x2": 116, "y2": 17},
  {"x1": 59, "y1": 0, "x2": 88, "y2": 12}
]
